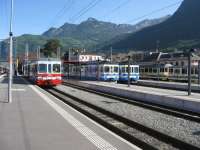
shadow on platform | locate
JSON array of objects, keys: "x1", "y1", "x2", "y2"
[
  {"x1": 0, "y1": 100, "x2": 9, "y2": 103},
  {"x1": 1, "y1": 76, "x2": 33, "y2": 85}
]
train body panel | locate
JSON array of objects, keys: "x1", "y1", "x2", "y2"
[
  {"x1": 25, "y1": 59, "x2": 62, "y2": 86},
  {"x1": 139, "y1": 64, "x2": 200, "y2": 83},
  {"x1": 99, "y1": 64, "x2": 119, "y2": 81},
  {"x1": 80, "y1": 63, "x2": 119, "y2": 81},
  {"x1": 119, "y1": 65, "x2": 139, "y2": 82},
  {"x1": 66, "y1": 62, "x2": 140, "y2": 82}
]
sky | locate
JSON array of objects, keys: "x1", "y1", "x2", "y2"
[{"x1": 0, "y1": 0, "x2": 183, "y2": 40}]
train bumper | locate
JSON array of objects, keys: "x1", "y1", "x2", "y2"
[{"x1": 36, "y1": 79, "x2": 62, "y2": 86}]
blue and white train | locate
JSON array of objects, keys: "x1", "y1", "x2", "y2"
[
  {"x1": 68, "y1": 62, "x2": 139, "y2": 82},
  {"x1": 119, "y1": 64, "x2": 139, "y2": 82}
]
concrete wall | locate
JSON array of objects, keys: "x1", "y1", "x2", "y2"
[{"x1": 67, "y1": 80, "x2": 200, "y2": 114}]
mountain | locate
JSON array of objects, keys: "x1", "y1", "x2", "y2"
[
  {"x1": 99, "y1": 15, "x2": 171, "y2": 49},
  {"x1": 107, "y1": 0, "x2": 200, "y2": 52},
  {"x1": 0, "y1": 16, "x2": 169, "y2": 56},
  {"x1": 43, "y1": 17, "x2": 170, "y2": 45}
]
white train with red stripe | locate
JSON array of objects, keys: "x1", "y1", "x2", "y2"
[{"x1": 25, "y1": 59, "x2": 62, "y2": 86}]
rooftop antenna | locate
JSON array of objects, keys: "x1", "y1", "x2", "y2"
[{"x1": 156, "y1": 40, "x2": 160, "y2": 53}]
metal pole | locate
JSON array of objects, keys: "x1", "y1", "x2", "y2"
[
  {"x1": 37, "y1": 47, "x2": 38, "y2": 59},
  {"x1": 128, "y1": 56, "x2": 130, "y2": 87},
  {"x1": 110, "y1": 47, "x2": 112, "y2": 63},
  {"x1": 157, "y1": 62, "x2": 160, "y2": 81},
  {"x1": 38, "y1": 46, "x2": 40, "y2": 59},
  {"x1": 97, "y1": 59, "x2": 100, "y2": 81},
  {"x1": 79, "y1": 62, "x2": 81, "y2": 80},
  {"x1": 198, "y1": 60, "x2": 200, "y2": 86},
  {"x1": 68, "y1": 48, "x2": 70, "y2": 79},
  {"x1": 37, "y1": 46, "x2": 40, "y2": 59},
  {"x1": 25, "y1": 43, "x2": 29, "y2": 76},
  {"x1": 57, "y1": 47, "x2": 60, "y2": 59},
  {"x1": 188, "y1": 50, "x2": 191, "y2": 96},
  {"x1": 8, "y1": 0, "x2": 14, "y2": 103}
]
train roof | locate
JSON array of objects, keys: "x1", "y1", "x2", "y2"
[
  {"x1": 37, "y1": 58, "x2": 61, "y2": 61},
  {"x1": 81, "y1": 61, "x2": 118, "y2": 65}
]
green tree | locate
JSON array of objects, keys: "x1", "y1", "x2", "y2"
[{"x1": 43, "y1": 39, "x2": 61, "y2": 57}]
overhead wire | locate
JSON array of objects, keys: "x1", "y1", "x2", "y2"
[
  {"x1": 70, "y1": 0, "x2": 98, "y2": 22},
  {"x1": 125, "y1": 1, "x2": 182, "y2": 24},
  {"x1": 103, "y1": 0, "x2": 131, "y2": 21},
  {"x1": 48, "y1": 0, "x2": 73, "y2": 28},
  {"x1": 70, "y1": 0, "x2": 103, "y2": 23}
]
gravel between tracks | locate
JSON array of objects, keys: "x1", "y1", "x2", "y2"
[{"x1": 56, "y1": 85, "x2": 200, "y2": 148}]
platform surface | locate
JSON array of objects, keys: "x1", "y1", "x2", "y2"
[
  {"x1": 80, "y1": 80, "x2": 200, "y2": 102},
  {"x1": 0, "y1": 77, "x2": 139, "y2": 150},
  {"x1": 139, "y1": 79, "x2": 200, "y2": 87}
]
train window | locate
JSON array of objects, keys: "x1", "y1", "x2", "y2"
[
  {"x1": 122, "y1": 67, "x2": 126, "y2": 73},
  {"x1": 126, "y1": 67, "x2": 129, "y2": 73},
  {"x1": 110, "y1": 66, "x2": 113, "y2": 73},
  {"x1": 153, "y1": 68, "x2": 157, "y2": 73},
  {"x1": 145, "y1": 68, "x2": 148, "y2": 73},
  {"x1": 191, "y1": 69, "x2": 194, "y2": 74},
  {"x1": 160, "y1": 68, "x2": 164, "y2": 73},
  {"x1": 164, "y1": 68, "x2": 168, "y2": 72},
  {"x1": 100, "y1": 67, "x2": 103, "y2": 72},
  {"x1": 94, "y1": 66, "x2": 98, "y2": 73},
  {"x1": 35, "y1": 65, "x2": 37, "y2": 73},
  {"x1": 39, "y1": 64, "x2": 47, "y2": 73},
  {"x1": 195, "y1": 68, "x2": 198, "y2": 74},
  {"x1": 149, "y1": 68, "x2": 152, "y2": 73},
  {"x1": 182, "y1": 68, "x2": 187, "y2": 74},
  {"x1": 140, "y1": 68, "x2": 144, "y2": 73},
  {"x1": 131, "y1": 67, "x2": 134, "y2": 73},
  {"x1": 104, "y1": 66, "x2": 110, "y2": 73},
  {"x1": 53, "y1": 64, "x2": 60, "y2": 73},
  {"x1": 48, "y1": 64, "x2": 51, "y2": 73},
  {"x1": 114, "y1": 67, "x2": 118, "y2": 73},
  {"x1": 174, "y1": 69, "x2": 180, "y2": 74},
  {"x1": 169, "y1": 68, "x2": 173, "y2": 74},
  {"x1": 134, "y1": 67, "x2": 139, "y2": 73}
]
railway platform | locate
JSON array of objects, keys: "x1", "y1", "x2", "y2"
[
  {"x1": 0, "y1": 77, "x2": 139, "y2": 150},
  {"x1": 138, "y1": 79, "x2": 200, "y2": 92},
  {"x1": 65, "y1": 79, "x2": 200, "y2": 114}
]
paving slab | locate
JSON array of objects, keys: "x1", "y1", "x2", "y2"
[{"x1": 0, "y1": 77, "x2": 139, "y2": 150}]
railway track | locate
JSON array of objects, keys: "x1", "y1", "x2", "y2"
[
  {"x1": 63, "y1": 82, "x2": 200, "y2": 123},
  {"x1": 45, "y1": 86, "x2": 200, "y2": 150}
]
